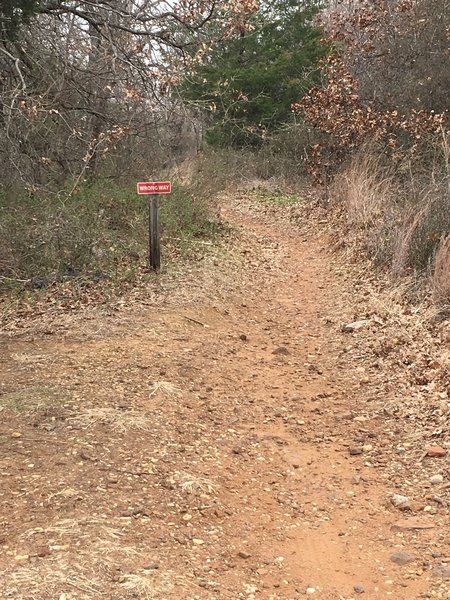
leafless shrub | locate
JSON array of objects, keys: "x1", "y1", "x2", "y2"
[
  {"x1": 322, "y1": 0, "x2": 450, "y2": 114},
  {"x1": 296, "y1": 1, "x2": 449, "y2": 183},
  {"x1": 0, "y1": 0, "x2": 258, "y2": 191}
]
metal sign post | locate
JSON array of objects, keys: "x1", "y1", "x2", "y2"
[{"x1": 137, "y1": 181, "x2": 171, "y2": 272}]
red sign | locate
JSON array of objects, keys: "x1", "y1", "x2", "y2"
[{"x1": 137, "y1": 181, "x2": 171, "y2": 195}]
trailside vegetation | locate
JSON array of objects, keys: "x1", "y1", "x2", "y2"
[{"x1": 179, "y1": 0, "x2": 328, "y2": 147}]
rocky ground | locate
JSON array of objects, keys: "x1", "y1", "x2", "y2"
[{"x1": 0, "y1": 191, "x2": 449, "y2": 599}]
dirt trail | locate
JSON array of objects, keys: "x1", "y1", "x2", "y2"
[{"x1": 0, "y1": 194, "x2": 448, "y2": 599}]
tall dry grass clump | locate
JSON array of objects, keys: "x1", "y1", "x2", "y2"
[
  {"x1": 432, "y1": 236, "x2": 450, "y2": 308},
  {"x1": 332, "y1": 133, "x2": 450, "y2": 310},
  {"x1": 334, "y1": 151, "x2": 397, "y2": 230},
  {"x1": 391, "y1": 196, "x2": 434, "y2": 278},
  {"x1": 331, "y1": 148, "x2": 401, "y2": 266}
]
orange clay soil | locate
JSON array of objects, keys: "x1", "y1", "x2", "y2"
[{"x1": 0, "y1": 192, "x2": 448, "y2": 600}]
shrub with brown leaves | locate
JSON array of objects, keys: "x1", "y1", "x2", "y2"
[{"x1": 294, "y1": 0, "x2": 449, "y2": 183}]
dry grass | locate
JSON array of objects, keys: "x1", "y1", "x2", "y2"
[
  {"x1": 66, "y1": 407, "x2": 152, "y2": 432},
  {"x1": 333, "y1": 152, "x2": 396, "y2": 230},
  {"x1": 391, "y1": 198, "x2": 433, "y2": 278},
  {"x1": 330, "y1": 150, "x2": 402, "y2": 268},
  {"x1": 0, "y1": 385, "x2": 64, "y2": 416},
  {"x1": 120, "y1": 570, "x2": 192, "y2": 599},
  {"x1": 121, "y1": 573, "x2": 157, "y2": 599},
  {"x1": 8, "y1": 562, "x2": 101, "y2": 598},
  {"x1": 148, "y1": 380, "x2": 182, "y2": 398},
  {"x1": 332, "y1": 136, "x2": 450, "y2": 313},
  {"x1": 94, "y1": 539, "x2": 140, "y2": 561},
  {"x1": 432, "y1": 235, "x2": 450, "y2": 308},
  {"x1": 8, "y1": 517, "x2": 141, "y2": 598},
  {"x1": 366, "y1": 276, "x2": 440, "y2": 329},
  {"x1": 10, "y1": 352, "x2": 52, "y2": 365},
  {"x1": 24, "y1": 517, "x2": 124, "y2": 540},
  {"x1": 121, "y1": 573, "x2": 173, "y2": 599},
  {"x1": 176, "y1": 471, "x2": 216, "y2": 495},
  {"x1": 3, "y1": 519, "x2": 178, "y2": 600}
]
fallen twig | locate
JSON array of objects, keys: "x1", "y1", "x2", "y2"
[{"x1": 183, "y1": 315, "x2": 209, "y2": 328}]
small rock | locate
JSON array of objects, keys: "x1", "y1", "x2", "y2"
[
  {"x1": 426, "y1": 446, "x2": 447, "y2": 458},
  {"x1": 390, "y1": 551, "x2": 414, "y2": 566},
  {"x1": 192, "y1": 538, "x2": 204, "y2": 545},
  {"x1": 391, "y1": 518, "x2": 435, "y2": 531},
  {"x1": 174, "y1": 533, "x2": 187, "y2": 545},
  {"x1": 143, "y1": 563, "x2": 159, "y2": 570},
  {"x1": 30, "y1": 277, "x2": 47, "y2": 289},
  {"x1": 349, "y1": 446, "x2": 364, "y2": 456},
  {"x1": 390, "y1": 494, "x2": 410, "y2": 510},
  {"x1": 342, "y1": 320, "x2": 370, "y2": 333},
  {"x1": 232, "y1": 446, "x2": 243, "y2": 455},
  {"x1": 306, "y1": 587, "x2": 316, "y2": 594},
  {"x1": 11, "y1": 432, "x2": 22, "y2": 438},
  {"x1": 14, "y1": 555, "x2": 29, "y2": 561},
  {"x1": 239, "y1": 551, "x2": 251, "y2": 559},
  {"x1": 432, "y1": 565, "x2": 450, "y2": 579},
  {"x1": 36, "y1": 546, "x2": 51, "y2": 558},
  {"x1": 430, "y1": 474, "x2": 444, "y2": 485},
  {"x1": 79, "y1": 449, "x2": 93, "y2": 461},
  {"x1": 273, "y1": 346, "x2": 290, "y2": 355},
  {"x1": 131, "y1": 507, "x2": 147, "y2": 516},
  {"x1": 362, "y1": 444, "x2": 373, "y2": 452},
  {"x1": 239, "y1": 334, "x2": 248, "y2": 341},
  {"x1": 107, "y1": 473, "x2": 119, "y2": 484},
  {"x1": 338, "y1": 412, "x2": 353, "y2": 421},
  {"x1": 43, "y1": 423, "x2": 56, "y2": 431},
  {"x1": 50, "y1": 544, "x2": 70, "y2": 552},
  {"x1": 351, "y1": 474, "x2": 361, "y2": 484},
  {"x1": 408, "y1": 500, "x2": 426, "y2": 513},
  {"x1": 354, "y1": 584, "x2": 365, "y2": 594},
  {"x1": 243, "y1": 584, "x2": 257, "y2": 594}
]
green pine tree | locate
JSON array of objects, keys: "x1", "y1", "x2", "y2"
[
  {"x1": 1, "y1": 0, "x2": 43, "y2": 38},
  {"x1": 180, "y1": 0, "x2": 327, "y2": 147}
]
